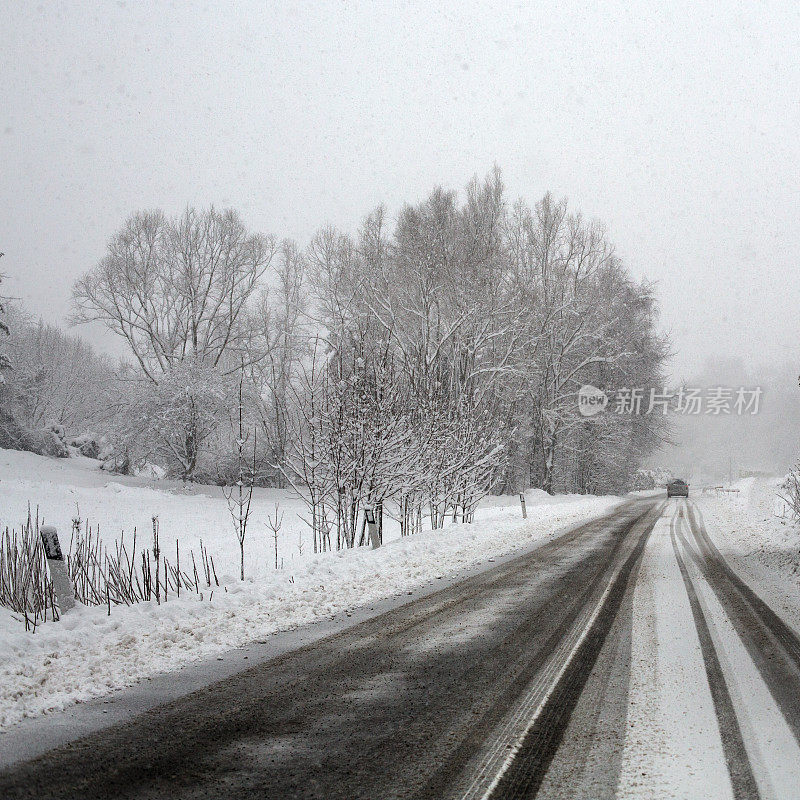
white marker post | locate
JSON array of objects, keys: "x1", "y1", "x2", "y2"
[
  {"x1": 519, "y1": 493, "x2": 527, "y2": 519},
  {"x1": 40, "y1": 525, "x2": 75, "y2": 614},
  {"x1": 365, "y1": 508, "x2": 380, "y2": 549}
]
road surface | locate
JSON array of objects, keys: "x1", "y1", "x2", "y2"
[{"x1": 2, "y1": 497, "x2": 799, "y2": 799}]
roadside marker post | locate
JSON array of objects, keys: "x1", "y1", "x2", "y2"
[
  {"x1": 40, "y1": 525, "x2": 75, "y2": 614},
  {"x1": 365, "y1": 508, "x2": 380, "y2": 549},
  {"x1": 520, "y1": 493, "x2": 527, "y2": 519}
]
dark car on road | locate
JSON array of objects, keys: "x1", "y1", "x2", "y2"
[{"x1": 667, "y1": 478, "x2": 689, "y2": 497}]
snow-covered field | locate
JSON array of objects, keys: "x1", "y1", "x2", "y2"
[
  {"x1": 0, "y1": 448, "x2": 623, "y2": 731},
  {"x1": 694, "y1": 476, "x2": 800, "y2": 634}
]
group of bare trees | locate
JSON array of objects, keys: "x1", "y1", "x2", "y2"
[
  {"x1": 1, "y1": 170, "x2": 670, "y2": 548},
  {"x1": 275, "y1": 171, "x2": 668, "y2": 549},
  {"x1": 0, "y1": 299, "x2": 119, "y2": 456},
  {"x1": 1, "y1": 307, "x2": 115, "y2": 431},
  {"x1": 502, "y1": 193, "x2": 670, "y2": 495}
]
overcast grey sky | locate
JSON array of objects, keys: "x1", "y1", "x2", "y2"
[{"x1": 2, "y1": 0, "x2": 799, "y2": 382}]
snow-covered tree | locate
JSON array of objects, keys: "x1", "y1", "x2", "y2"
[
  {"x1": 114, "y1": 358, "x2": 233, "y2": 480},
  {"x1": 248, "y1": 240, "x2": 308, "y2": 487},
  {"x1": 65, "y1": 172, "x2": 669, "y2": 502},
  {"x1": 293, "y1": 170, "x2": 670, "y2": 531},
  {"x1": 73, "y1": 207, "x2": 277, "y2": 380},
  {"x1": 1, "y1": 307, "x2": 116, "y2": 433},
  {"x1": 779, "y1": 463, "x2": 800, "y2": 522},
  {"x1": 72, "y1": 208, "x2": 278, "y2": 478},
  {"x1": 0, "y1": 295, "x2": 119, "y2": 455}
]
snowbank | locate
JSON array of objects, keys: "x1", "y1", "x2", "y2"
[{"x1": 0, "y1": 447, "x2": 623, "y2": 731}]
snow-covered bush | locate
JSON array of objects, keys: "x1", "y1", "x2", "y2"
[
  {"x1": 779, "y1": 463, "x2": 800, "y2": 522},
  {"x1": 0, "y1": 412, "x2": 75, "y2": 460},
  {"x1": 630, "y1": 469, "x2": 657, "y2": 490},
  {"x1": 0, "y1": 408, "x2": 34, "y2": 452},
  {"x1": 110, "y1": 359, "x2": 233, "y2": 481},
  {"x1": 67, "y1": 432, "x2": 111, "y2": 460},
  {"x1": 133, "y1": 462, "x2": 167, "y2": 480},
  {"x1": 27, "y1": 422, "x2": 69, "y2": 458},
  {"x1": 100, "y1": 449, "x2": 131, "y2": 475}
]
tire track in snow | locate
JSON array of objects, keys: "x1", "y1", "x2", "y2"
[
  {"x1": 669, "y1": 511, "x2": 760, "y2": 800},
  {"x1": 616, "y1": 505, "x2": 735, "y2": 800},
  {"x1": 684, "y1": 501, "x2": 800, "y2": 747}
]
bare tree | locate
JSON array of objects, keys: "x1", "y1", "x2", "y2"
[
  {"x1": 223, "y1": 363, "x2": 257, "y2": 579},
  {"x1": 73, "y1": 207, "x2": 277, "y2": 381},
  {"x1": 266, "y1": 505, "x2": 284, "y2": 570},
  {"x1": 779, "y1": 463, "x2": 800, "y2": 522},
  {"x1": 250, "y1": 240, "x2": 308, "y2": 486},
  {"x1": 72, "y1": 208, "x2": 276, "y2": 477}
]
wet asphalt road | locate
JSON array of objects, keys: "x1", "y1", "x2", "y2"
[{"x1": 0, "y1": 499, "x2": 659, "y2": 800}]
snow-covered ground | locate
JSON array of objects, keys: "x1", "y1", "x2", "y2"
[
  {"x1": 0, "y1": 448, "x2": 623, "y2": 731},
  {"x1": 694, "y1": 476, "x2": 800, "y2": 635}
]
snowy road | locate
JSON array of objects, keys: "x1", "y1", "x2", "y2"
[
  {"x1": 2, "y1": 497, "x2": 800, "y2": 799},
  {"x1": 538, "y1": 499, "x2": 800, "y2": 800}
]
